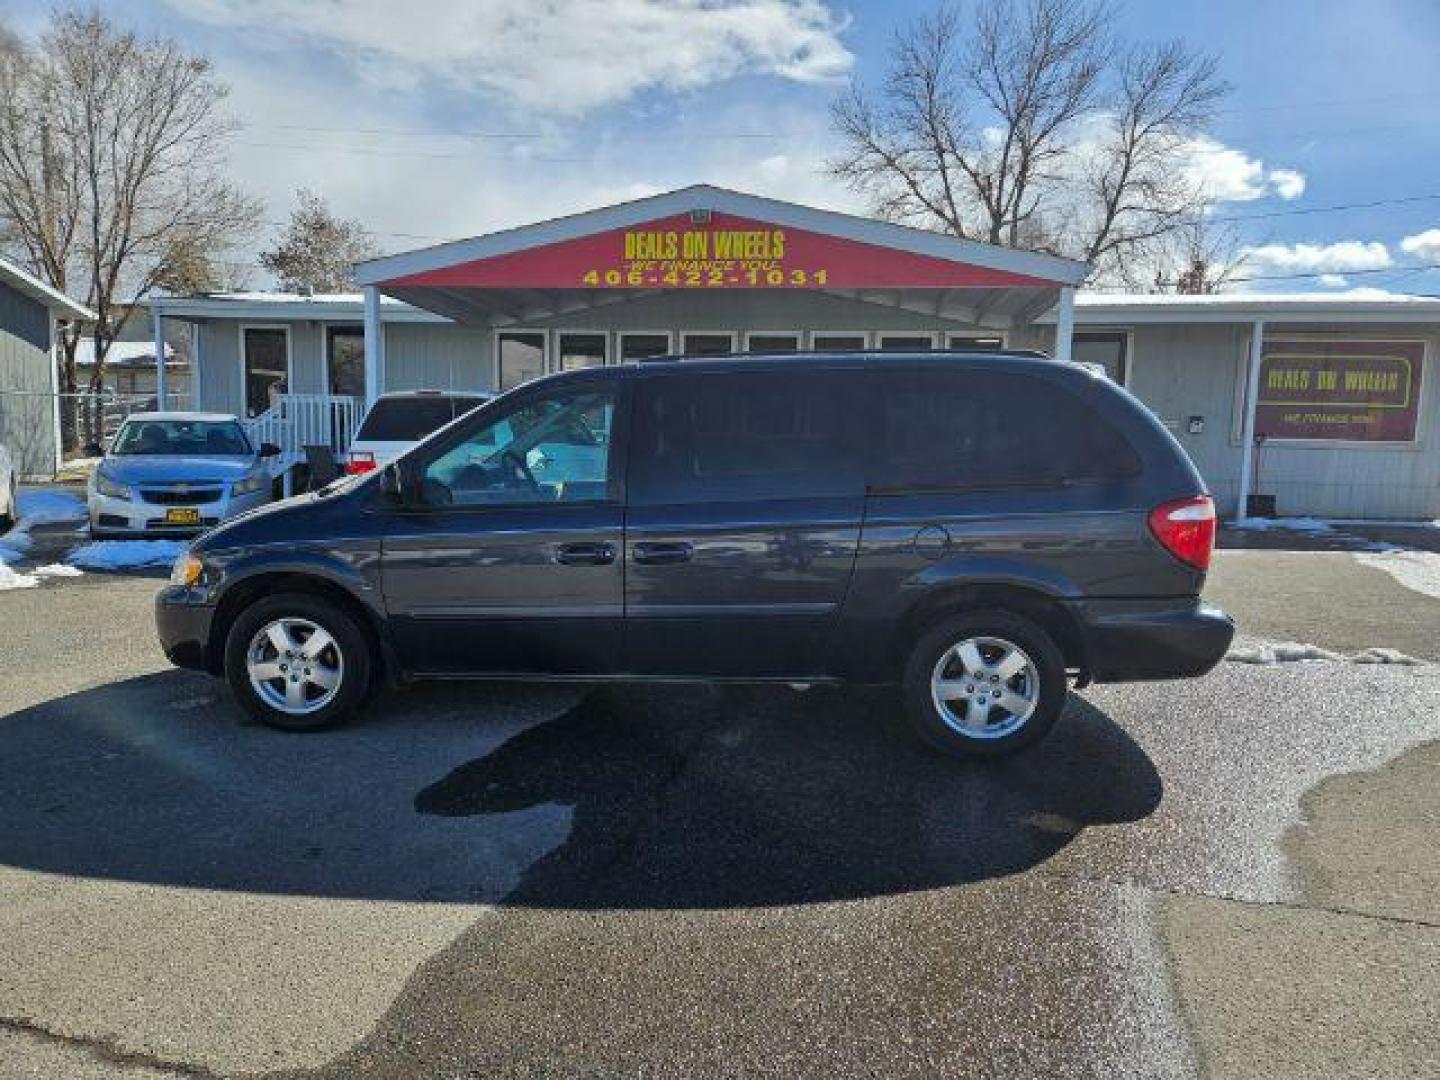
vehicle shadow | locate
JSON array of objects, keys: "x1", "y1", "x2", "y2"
[{"x1": 0, "y1": 671, "x2": 1161, "y2": 908}]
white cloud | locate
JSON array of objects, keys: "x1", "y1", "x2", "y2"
[
  {"x1": 1316, "y1": 273, "x2": 1348, "y2": 288},
  {"x1": 1183, "y1": 137, "x2": 1307, "y2": 203},
  {"x1": 1399, "y1": 228, "x2": 1440, "y2": 261},
  {"x1": 1242, "y1": 240, "x2": 1392, "y2": 274},
  {"x1": 166, "y1": 0, "x2": 853, "y2": 115}
]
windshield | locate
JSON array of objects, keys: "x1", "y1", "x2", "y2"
[
  {"x1": 112, "y1": 419, "x2": 252, "y2": 456},
  {"x1": 356, "y1": 396, "x2": 489, "y2": 442}
]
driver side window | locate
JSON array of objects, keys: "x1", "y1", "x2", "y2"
[{"x1": 421, "y1": 386, "x2": 617, "y2": 506}]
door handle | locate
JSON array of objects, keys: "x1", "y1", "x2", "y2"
[
  {"x1": 632, "y1": 541, "x2": 694, "y2": 565},
  {"x1": 555, "y1": 542, "x2": 616, "y2": 566}
]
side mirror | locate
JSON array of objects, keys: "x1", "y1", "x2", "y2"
[
  {"x1": 259, "y1": 442, "x2": 281, "y2": 458},
  {"x1": 379, "y1": 462, "x2": 408, "y2": 504},
  {"x1": 83, "y1": 441, "x2": 104, "y2": 458}
]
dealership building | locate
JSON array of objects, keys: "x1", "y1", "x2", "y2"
[{"x1": 147, "y1": 185, "x2": 1440, "y2": 520}]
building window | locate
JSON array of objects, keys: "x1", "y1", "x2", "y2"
[
  {"x1": 878, "y1": 333, "x2": 937, "y2": 351},
  {"x1": 496, "y1": 331, "x2": 546, "y2": 391},
  {"x1": 242, "y1": 327, "x2": 287, "y2": 417},
  {"x1": 1073, "y1": 331, "x2": 1128, "y2": 383},
  {"x1": 745, "y1": 332, "x2": 800, "y2": 353},
  {"x1": 947, "y1": 333, "x2": 1006, "y2": 350},
  {"x1": 681, "y1": 332, "x2": 735, "y2": 357},
  {"x1": 556, "y1": 331, "x2": 608, "y2": 371},
  {"x1": 619, "y1": 332, "x2": 672, "y2": 361},
  {"x1": 812, "y1": 332, "x2": 868, "y2": 351},
  {"x1": 327, "y1": 326, "x2": 365, "y2": 398}
]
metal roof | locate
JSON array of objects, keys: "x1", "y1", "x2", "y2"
[{"x1": 0, "y1": 254, "x2": 95, "y2": 321}]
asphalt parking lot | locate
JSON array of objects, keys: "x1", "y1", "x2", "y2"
[{"x1": 0, "y1": 517, "x2": 1437, "y2": 1077}]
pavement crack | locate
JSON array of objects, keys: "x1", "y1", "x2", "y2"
[
  {"x1": 1035, "y1": 869, "x2": 1440, "y2": 931},
  {"x1": 0, "y1": 1015, "x2": 219, "y2": 1078}
]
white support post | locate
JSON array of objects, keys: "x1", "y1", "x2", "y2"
[
  {"x1": 152, "y1": 298, "x2": 167, "y2": 408},
  {"x1": 1235, "y1": 319, "x2": 1265, "y2": 522},
  {"x1": 363, "y1": 286, "x2": 384, "y2": 408},
  {"x1": 1053, "y1": 286, "x2": 1075, "y2": 365}
]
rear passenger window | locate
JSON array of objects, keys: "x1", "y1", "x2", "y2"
[
  {"x1": 629, "y1": 371, "x2": 863, "y2": 504},
  {"x1": 874, "y1": 370, "x2": 1139, "y2": 491}
]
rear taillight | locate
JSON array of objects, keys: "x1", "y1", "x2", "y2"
[
  {"x1": 1148, "y1": 495, "x2": 1216, "y2": 571},
  {"x1": 345, "y1": 451, "x2": 377, "y2": 475}
]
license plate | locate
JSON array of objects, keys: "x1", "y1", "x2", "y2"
[{"x1": 164, "y1": 507, "x2": 201, "y2": 526}]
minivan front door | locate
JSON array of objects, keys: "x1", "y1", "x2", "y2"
[
  {"x1": 623, "y1": 368, "x2": 866, "y2": 678},
  {"x1": 380, "y1": 379, "x2": 625, "y2": 675}
]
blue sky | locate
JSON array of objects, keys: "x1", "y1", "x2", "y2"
[{"x1": 6, "y1": 0, "x2": 1439, "y2": 292}]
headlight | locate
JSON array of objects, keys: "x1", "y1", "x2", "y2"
[
  {"x1": 232, "y1": 471, "x2": 268, "y2": 495},
  {"x1": 95, "y1": 470, "x2": 129, "y2": 499},
  {"x1": 170, "y1": 552, "x2": 204, "y2": 586}
]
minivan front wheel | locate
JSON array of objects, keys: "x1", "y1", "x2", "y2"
[
  {"x1": 224, "y1": 592, "x2": 371, "y2": 731},
  {"x1": 902, "y1": 611, "x2": 1066, "y2": 758}
]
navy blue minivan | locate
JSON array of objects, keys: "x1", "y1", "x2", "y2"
[{"x1": 157, "y1": 351, "x2": 1233, "y2": 757}]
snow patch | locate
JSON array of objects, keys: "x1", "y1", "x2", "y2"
[
  {"x1": 0, "y1": 562, "x2": 39, "y2": 590},
  {"x1": 1356, "y1": 551, "x2": 1440, "y2": 602},
  {"x1": 1227, "y1": 640, "x2": 1423, "y2": 665},
  {"x1": 1232, "y1": 516, "x2": 1336, "y2": 534},
  {"x1": 67, "y1": 540, "x2": 186, "y2": 571},
  {"x1": 34, "y1": 563, "x2": 83, "y2": 578}
]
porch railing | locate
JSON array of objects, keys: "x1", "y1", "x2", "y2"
[{"x1": 243, "y1": 393, "x2": 364, "y2": 467}]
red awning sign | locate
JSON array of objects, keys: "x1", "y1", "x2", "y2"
[{"x1": 388, "y1": 212, "x2": 1051, "y2": 291}]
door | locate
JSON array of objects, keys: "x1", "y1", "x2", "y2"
[
  {"x1": 624, "y1": 368, "x2": 867, "y2": 677},
  {"x1": 380, "y1": 377, "x2": 626, "y2": 674}
]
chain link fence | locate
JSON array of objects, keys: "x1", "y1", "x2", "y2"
[{"x1": 0, "y1": 388, "x2": 189, "y2": 477}]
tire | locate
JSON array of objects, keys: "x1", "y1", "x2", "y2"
[
  {"x1": 901, "y1": 609, "x2": 1067, "y2": 759},
  {"x1": 224, "y1": 591, "x2": 372, "y2": 731}
]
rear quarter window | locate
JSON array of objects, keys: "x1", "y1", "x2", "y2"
[{"x1": 872, "y1": 369, "x2": 1140, "y2": 491}]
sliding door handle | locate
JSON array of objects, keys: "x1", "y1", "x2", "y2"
[
  {"x1": 555, "y1": 542, "x2": 616, "y2": 566},
  {"x1": 632, "y1": 541, "x2": 694, "y2": 565}
]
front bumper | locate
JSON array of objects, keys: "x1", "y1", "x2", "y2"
[
  {"x1": 156, "y1": 585, "x2": 218, "y2": 672},
  {"x1": 1072, "y1": 597, "x2": 1234, "y2": 683},
  {"x1": 89, "y1": 486, "x2": 270, "y2": 537}
]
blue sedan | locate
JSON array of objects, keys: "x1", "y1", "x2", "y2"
[{"x1": 87, "y1": 413, "x2": 280, "y2": 538}]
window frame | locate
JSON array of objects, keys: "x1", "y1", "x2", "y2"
[
  {"x1": 679, "y1": 330, "x2": 738, "y2": 357},
  {"x1": 809, "y1": 330, "x2": 870, "y2": 352},
  {"x1": 492, "y1": 328, "x2": 549, "y2": 392},
  {"x1": 325, "y1": 323, "x2": 366, "y2": 398},
  {"x1": 617, "y1": 330, "x2": 675, "y2": 362},
  {"x1": 946, "y1": 331, "x2": 1009, "y2": 351},
  {"x1": 743, "y1": 330, "x2": 802, "y2": 353},
  {"x1": 877, "y1": 331, "x2": 940, "y2": 351},
  {"x1": 401, "y1": 371, "x2": 630, "y2": 513},
  {"x1": 1072, "y1": 328, "x2": 1132, "y2": 387},
  {"x1": 552, "y1": 328, "x2": 611, "y2": 373},
  {"x1": 237, "y1": 323, "x2": 292, "y2": 418}
]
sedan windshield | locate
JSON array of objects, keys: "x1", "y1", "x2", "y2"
[{"x1": 112, "y1": 419, "x2": 252, "y2": 456}]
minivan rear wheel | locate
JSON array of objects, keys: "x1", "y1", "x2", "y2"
[
  {"x1": 902, "y1": 610, "x2": 1066, "y2": 758},
  {"x1": 224, "y1": 592, "x2": 371, "y2": 731}
]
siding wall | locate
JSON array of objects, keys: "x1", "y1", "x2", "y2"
[
  {"x1": 188, "y1": 297, "x2": 1440, "y2": 520},
  {"x1": 0, "y1": 280, "x2": 57, "y2": 477}
]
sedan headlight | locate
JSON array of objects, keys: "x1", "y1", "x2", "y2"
[
  {"x1": 94, "y1": 470, "x2": 130, "y2": 499},
  {"x1": 232, "y1": 470, "x2": 268, "y2": 496}
]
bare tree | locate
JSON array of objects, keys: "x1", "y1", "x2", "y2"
[
  {"x1": 831, "y1": 0, "x2": 1229, "y2": 282},
  {"x1": 0, "y1": 9, "x2": 260, "y2": 445},
  {"x1": 261, "y1": 189, "x2": 378, "y2": 294},
  {"x1": 1144, "y1": 207, "x2": 1246, "y2": 294}
]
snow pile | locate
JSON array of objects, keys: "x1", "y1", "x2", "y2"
[
  {"x1": 1232, "y1": 517, "x2": 1336, "y2": 534},
  {"x1": 0, "y1": 562, "x2": 39, "y2": 590},
  {"x1": 1227, "y1": 641, "x2": 1423, "y2": 665},
  {"x1": 0, "y1": 530, "x2": 32, "y2": 564},
  {"x1": 1356, "y1": 550, "x2": 1440, "y2": 602},
  {"x1": 34, "y1": 563, "x2": 83, "y2": 578},
  {"x1": 14, "y1": 488, "x2": 85, "y2": 525},
  {"x1": 67, "y1": 539, "x2": 186, "y2": 571}
]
